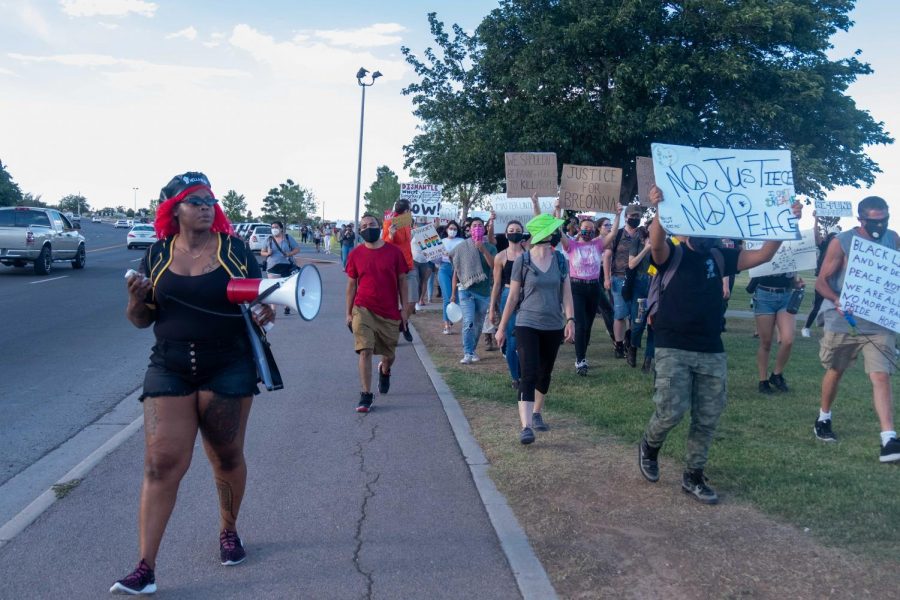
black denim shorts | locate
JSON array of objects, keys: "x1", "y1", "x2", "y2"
[{"x1": 141, "y1": 338, "x2": 259, "y2": 401}]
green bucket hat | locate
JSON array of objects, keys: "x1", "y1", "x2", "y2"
[{"x1": 526, "y1": 213, "x2": 565, "y2": 244}]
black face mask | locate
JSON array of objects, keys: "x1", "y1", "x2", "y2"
[
  {"x1": 626, "y1": 217, "x2": 641, "y2": 229},
  {"x1": 863, "y1": 218, "x2": 888, "y2": 240},
  {"x1": 360, "y1": 228, "x2": 381, "y2": 243},
  {"x1": 688, "y1": 237, "x2": 719, "y2": 255},
  {"x1": 548, "y1": 231, "x2": 562, "y2": 246},
  {"x1": 506, "y1": 232, "x2": 524, "y2": 244}
]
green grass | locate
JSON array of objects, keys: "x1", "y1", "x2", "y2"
[{"x1": 425, "y1": 305, "x2": 900, "y2": 557}]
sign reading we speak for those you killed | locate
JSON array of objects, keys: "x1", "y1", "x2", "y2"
[
  {"x1": 651, "y1": 143, "x2": 799, "y2": 241},
  {"x1": 839, "y1": 237, "x2": 900, "y2": 334}
]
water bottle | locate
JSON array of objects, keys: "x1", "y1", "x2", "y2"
[
  {"x1": 635, "y1": 298, "x2": 647, "y2": 323},
  {"x1": 786, "y1": 285, "x2": 805, "y2": 315}
]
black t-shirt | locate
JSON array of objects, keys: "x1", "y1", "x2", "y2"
[
  {"x1": 652, "y1": 240, "x2": 740, "y2": 353},
  {"x1": 153, "y1": 268, "x2": 246, "y2": 341}
]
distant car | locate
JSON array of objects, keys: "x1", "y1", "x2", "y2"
[
  {"x1": 91, "y1": 216, "x2": 102, "y2": 223},
  {"x1": 127, "y1": 219, "x2": 134, "y2": 227},
  {"x1": 126, "y1": 224, "x2": 158, "y2": 249},
  {"x1": 114, "y1": 219, "x2": 130, "y2": 228},
  {"x1": 288, "y1": 224, "x2": 299, "y2": 231},
  {"x1": 246, "y1": 225, "x2": 271, "y2": 253}
]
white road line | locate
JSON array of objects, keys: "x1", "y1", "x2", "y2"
[
  {"x1": 87, "y1": 245, "x2": 121, "y2": 253},
  {"x1": 28, "y1": 276, "x2": 68, "y2": 285},
  {"x1": 130, "y1": 257, "x2": 142, "y2": 263}
]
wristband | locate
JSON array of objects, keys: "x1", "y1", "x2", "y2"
[{"x1": 566, "y1": 317, "x2": 575, "y2": 323}]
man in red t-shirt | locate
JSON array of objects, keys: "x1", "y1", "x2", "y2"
[
  {"x1": 382, "y1": 199, "x2": 417, "y2": 342},
  {"x1": 346, "y1": 214, "x2": 409, "y2": 412}
]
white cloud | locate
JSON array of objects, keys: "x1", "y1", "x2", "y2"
[
  {"x1": 313, "y1": 23, "x2": 406, "y2": 48},
  {"x1": 20, "y1": 4, "x2": 51, "y2": 40},
  {"x1": 166, "y1": 26, "x2": 197, "y2": 41},
  {"x1": 0, "y1": 67, "x2": 19, "y2": 77},
  {"x1": 59, "y1": 0, "x2": 157, "y2": 18},
  {"x1": 97, "y1": 21, "x2": 119, "y2": 29}
]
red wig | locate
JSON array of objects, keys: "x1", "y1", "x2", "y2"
[{"x1": 154, "y1": 184, "x2": 234, "y2": 239}]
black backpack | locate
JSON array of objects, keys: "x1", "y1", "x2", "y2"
[{"x1": 646, "y1": 244, "x2": 724, "y2": 324}]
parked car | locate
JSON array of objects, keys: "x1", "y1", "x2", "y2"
[
  {"x1": 0, "y1": 207, "x2": 86, "y2": 275},
  {"x1": 246, "y1": 225, "x2": 271, "y2": 253},
  {"x1": 126, "y1": 224, "x2": 158, "y2": 250},
  {"x1": 239, "y1": 222, "x2": 268, "y2": 240},
  {"x1": 114, "y1": 219, "x2": 130, "y2": 228},
  {"x1": 91, "y1": 216, "x2": 102, "y2": 223}
]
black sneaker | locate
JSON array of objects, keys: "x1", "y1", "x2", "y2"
[
  {"x1": 378, "y1": 363, "x2": 390, "y2": 395},
  {"x1": 638, "y1": 438, "x2": 659, "y2": 482},
  {"x1": 614, "y1": 342, "x2": 625, "y2": 359},
  {"x1": 532, "y1": 412, "x2": 549, "y2": 432},
  {"x1": 510, "y1": 379, "x2": 519, "y2": 390},
  {"x1": 356, "y1": 392, "x2": 374, "y2": 413},
  {"x1": 627, "y1": 346, "x2": 637, "y2": 368},
  {"x1": 284, "y1": 307, "x2": 291, "y2": 315},
  {"x1": 641, "y1": 357, "x2": 653, "y2": 374},
  {"x1": 519, "y1": 427, "x2": 535, "y2": 445},
  {"x1": 879, "y1": 437, "x2": 900, "y2": 463},
  {"x1": 758, "y1": 380, "x2": 774, "y2": 395},
  {"x1": 813, "y1": 419, "x2": 837, "y2": 442},
  {"x1": 769, "y1": 372, "x2": 789, "y2": 392},
  {"x1": 402, "y1": 326, "x2": 413, "y2": 342},
  {"x1": 220, "y1": 529, "x2": 246, "y2": 566},
  {"x1": 110, "y1": 559, "x2": 156, "y2": 595},
  {"x1": 681, "y1": 470, "x2": 718, "y2": 504}
]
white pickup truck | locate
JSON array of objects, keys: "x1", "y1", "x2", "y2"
[{"x1": 0, "y1": 206, "x2": 86, "y2": 275}]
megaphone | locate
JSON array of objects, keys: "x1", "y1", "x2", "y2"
[{"x1": 226, "y1": 265, "x2": 322, "y2": 321}]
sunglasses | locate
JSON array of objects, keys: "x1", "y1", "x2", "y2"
[{"x1": 183, "y1": 196, "x2": 217, "y2": 207}]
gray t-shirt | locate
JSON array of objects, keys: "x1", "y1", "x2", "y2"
[
  {"x1": 265, "y1": 235, "x2": 298, "y2": 269},
  {"x1": 511, "y1": 251, "x2": 566, "y2": 330}
]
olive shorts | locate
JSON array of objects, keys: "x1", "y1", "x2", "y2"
[
  {"x1": 352, "y1": 306, "x2": 400, "y2": 361},
  {"x1": 819, "y1": 330, "x2": 896, "y2": 375}
]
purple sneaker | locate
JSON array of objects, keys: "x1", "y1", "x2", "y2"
[
  {"x1": 220, "y1": 529, "x2": 246, "y2": 566},
  {"x1": 109, "y1": 559, "x2": 156, "y2": 595}
]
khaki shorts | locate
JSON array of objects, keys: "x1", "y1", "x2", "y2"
[
  {"x1": 819, "y1": 330, "x2": 896, "y2": 375},
  {"x1": 352, "y1": 306, "x2": 400, "y2": 361}
]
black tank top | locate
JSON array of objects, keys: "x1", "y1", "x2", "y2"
[
  {"x1": 153, "y1": 268, "x2": 245, "y2": 341},
  {"x1": 501, "y1": 259, "x2": 514, "y2": 286}
]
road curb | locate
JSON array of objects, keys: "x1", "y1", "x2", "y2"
[{"x1": 408, "y1": 323, "x2": 558, "y2": 600}]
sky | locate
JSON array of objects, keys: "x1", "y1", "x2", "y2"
[{"x1": 0, "y1": 0, "x2": 897, "y2": 229}]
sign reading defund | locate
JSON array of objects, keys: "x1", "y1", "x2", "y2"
[
  {"x1": 839, "y1": 237, "x2": 900, "y2": 334},
  {"x1": 651, "y1": 143, "x2": 800, "y2": 241},
  {"x1": 400, "y1": 183, "x2": 443, "y2": 217},
  {"x1": 559, "y1": 164, "x2": 623, "y2": 212}
]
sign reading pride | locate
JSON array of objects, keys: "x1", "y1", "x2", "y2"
[
  {"x1": 505, "y1": 152, "x2": 558, "y2": 198},
  {"x1": 401, "y1": 183, "x2": 443, "y2": 217},
  {"x1": 745, "y1": 229, "x2": 817, "y2": 278},
  {"x1": 651, "y1": 143, "x2": 800, "y2": 240},
  {"x1": 411, "y1": 224, "x2": 445, "y2": 263},
  {"x1": 814, "y1": 200, "x2": 853, "y2": 218},
  {"x1": 839, "y1": 237, "x2": 900, "y2": 333},
  {"x1": 490, "y1": 195, "x2": 556, "y2": 234}
]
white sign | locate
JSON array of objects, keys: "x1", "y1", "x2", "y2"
[
  {"x1": 411, "y1": 224, "x2": 445, "y2": 263},
  {"x1": 489, "y1": 195, "x2": 556, "y2": 234},
  {"x1": 401, "y1": 183, "x2": 443, "y2": 218},
  {"x1": 651, "y1": 143, "x2": 799, "y2": 241},
  {"x1": 439, "y1": 202, "x2": 460, "y2": 223},
  {"x1": 839, "y1": 237, "x2": 900, "y2": 333},
  {"x1": 815, "y1": 200, "x2": 853, "y2": 218},
  {"x1": 745, "y1": 229, "x2": 818, "y2": 277}
]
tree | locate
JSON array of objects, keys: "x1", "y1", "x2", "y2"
[
  {"x1": 0, "y1": 159, "x2": 23, "y2": 207},
  {"x1": 363, "y1": 166, "x2": 401, "y2": 217},
  {"x1": 58, "y1": 194, "x2": 90, "y2": 215},
  {"x1": 261, "y1": 179, "x2": 317, "y2": 224},
  {"x1": 21, "y1": 192, "x2": 46, "y2": 207},
  {"x1": 221, "y1": 190, "x2": 248, "y2": 222}
]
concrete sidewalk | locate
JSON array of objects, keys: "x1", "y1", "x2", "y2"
[{"x1": 0, "y1": 249, "x2": 536, "y2": 599}]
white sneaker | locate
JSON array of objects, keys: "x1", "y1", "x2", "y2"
[
  {"x1": 460, "y1": 354, "x2": 473, "y2": 364},
  {"x1": 801, "y1": 328, "x2": 811, "y2": 338},
  {"x1": 442, "y1": 325, "x2": 451, "y2": 335},
  {"x1": 470, "y1": 353, "x2": 480, "y2": 362},
  {"x1": 415, "y1": 303, "x2": 423, "y2": 311}
]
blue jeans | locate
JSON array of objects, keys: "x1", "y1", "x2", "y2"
[
  {"x1": 341, "y1": 244, "x2": 353, "y2": 269},
  {"x1": 499, "y1": 287, "x2": 520, "y2": 381},
  {"x1": 438, "y1": 262, "x2": 454, "y2": 322},
  {"x1": 630, "y1": 275, "x2": 651, "y2": 348},
  {"x1": 459, "y1": 288, "x2": 490, "y2": 355}
]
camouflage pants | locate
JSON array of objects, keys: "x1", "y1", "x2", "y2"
[{"x1": 643, "y1": 348, "x2": 727, "y2": 471}]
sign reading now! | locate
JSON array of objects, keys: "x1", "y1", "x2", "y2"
[
  {"x1": 651, "y1": 143, "x2": 800, "y2": 241},
  {"x1": 840, "y1": 237, "x2": 900, "y2": 333},
  {"x1": 400, "y1": 183, "x2": 443, "y2": 218}
]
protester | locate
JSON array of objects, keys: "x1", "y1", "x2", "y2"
[
  {"x1": 627, "y1": 230, "x2": 654, "y2": 369},
  {"x1": 313, "y1": 227, "x2": 322, "y2": 252},
  {"x1": 604, "y1": 204, "x2": 646, "y2": 358},
  {"x1": 113, "y1": 172, "x2": 274, "y2": 595},
  {"x1": 638, "y1": 185, "x2": 803, "y2": 504},
  {"x1": 300, "y1": 224, "x2": 309, "y2": 244},
  {"x1": 383, "y1": 199, "x2": 417, "y2": 342},
  {"x1": 802, "y1": 213, "x2": 840, "y2": 337},
  {"x1": 753, "y1": 269, "x2": 802, "y2": 394},
  {"x1": 450, "y1": 216, "x2": 497, "y2": 363},
  {"x1": 813, "y1": 196, "x2": 899, "y2": 462},
  {"x1": 594, "y1": 216, "x2": 617, "y2": 342},
  {"x1": 260, "y1": 220, "x2": 300, "y2": 315},
  {"x1": 345, "y1": 214, "x2": 409, "y2": 413},
  {"x1": 489, "y1": 220, "x2": 528, "y2": 388},
  {"x1": 438, "y1": 220, "x2": 464, "y2": 334},
  {"x1": 412, "y1": 237, "x2": 433, "y2": 311},
  {"x1": 340, "y1": 223, "x2": 356, "y2": 270},
  {"x1": 719, "y1": 238, "x2": 742, "y2": 332},
  {"x1": 496, "y1": 214, "x2": 575, "y2": 444},
  {"x1": 323, "y1": 224, "x2": 333, "y2": 254}
]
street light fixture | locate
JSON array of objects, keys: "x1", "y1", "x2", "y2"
[{"x1": 353, "y1": 67, "x2": 383, "y2": 239}]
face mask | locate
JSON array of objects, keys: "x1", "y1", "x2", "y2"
[
  {"x1": 447, "y1": 229, "x2": 458, "y2": 238},
  {"x1": 688, "y1": 237, "x2": 718, "y2": 255},
  {"x1": 507, "y1": 232, "x2": 524, "y2": 244},
  {"x1": 549, "y1": 231, "x2": 562, "y2": 246},
  {"x1": 471, "y1": 225, "x2": 485, "y2": 241},
  {"x1": 360, "y1": 228, "x2": 381, "y2": 243},
  {"x1": 863, "y1": 218, "x2": 888, "y2": 239},
  {"x1": 626, "y1": 217, "x2": 641, "y2": 228},
  {"x1": 580, "y1": 229, "x2": 594, "y2": 240},
  {"x1": 271, "y1": 228, "x2": 281, "y2": 235}
]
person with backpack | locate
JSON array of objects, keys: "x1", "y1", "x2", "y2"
[
  {"x1": 260, "y1": 220, "x2": 300, "y2": 315},
  {"x1": 801, "y1": 212, "x2": 841, "y2": 337},
  {"x1": 495, "y1": 214, "x2": 575, "y2": 445},
  {"x1": 604, "y1": 204, "x2": 646, "y2": 359},
  {"x1": 626, "y1": 231, "x2": 655, "y2": 370},
  {"x1": 637, "y1": 185, "x2": 803, "y2": 504}
]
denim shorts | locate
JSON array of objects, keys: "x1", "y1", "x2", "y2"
[
  {"x1": 611, "y1": 276, "x2": 629, "y2": 320},
  {"x1": 141, "y1": 338, "x2": 259, "y2": 401},
  {"x1": 753, "y1": 287, "x2": 791, "y2": 316}
]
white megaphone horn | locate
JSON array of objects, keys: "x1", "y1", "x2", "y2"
[{"x1": 226, "y1": 265, "x2": 322, "y2": 321}]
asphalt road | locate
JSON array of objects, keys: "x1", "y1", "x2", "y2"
[{"x1": 0, "y1": 221, "x2": 155, "y2": 487}]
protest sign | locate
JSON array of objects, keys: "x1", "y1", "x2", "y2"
[
  {"x1": 505, "y1": 152, "x2": 558, "y2": 198},
  {"x1": 490, "y1": 195, "x2": 556, "y2": 234},
  {"x1": 401, "y1": 183, "x2": 443, "y2": 217},
  {"x1": 814, "y1": 200, "x2": 853, "y2": 218},
  {"x1": 559, "y1": 164, "x2": 622, "y2": 212},
  {"x1": 439, "y1": 203, "x2": 460, "y2": 223},
  {"x1": 745, "y1": 229, "x2": 817, "y2": 277},
  {"x1": 839, "y1": 237, "x2": 900, "y2": 333},
  {"x1": 391, "y1": 211, "x2": 412, "y2": 229},
  {"x1": 651, "y1": 143, "x2": 799, "y2": 241},
  {"x1": 411, "y1": 224, "x2": 445, "y2": 263},
  {"x1": 635, "y1": 156, "x2": 655, "y2": 207}
]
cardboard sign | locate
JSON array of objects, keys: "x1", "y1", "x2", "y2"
[
  {"x1": 401, "y1": 183, "x2": 443, "y2": 218},
  {"x1": 651, "y1": 143, "x2": 799, "y2": 240},
  {"x1": 411, "y1": 224, "x2": 445, "y2": 263},
  {"x1": 635, "y1": 156, "x2": 655, "y2": 207},
  {"x1": 490, "y1": 195, "x2": 556, "y2": 234},
  {"x1": 559, "y1": 164, "x2": 622, "y2": 212},
  {"x1": 390, "y1": 211, "x2": 412, "y2": 229},
  {"x1": 745, "y1": 229, "x2": 817, "y2": 277},
  {"x1": 505, "y1": 152, "x2": 558, "y2": 198},
  {"x1": 839, "y1": 237, "x2": 900, "y2": 333},
  {"x1": 815, "y1": 200, "x2": 853, "y2": 218}
]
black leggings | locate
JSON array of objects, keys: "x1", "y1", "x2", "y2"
[
  {"x1": 596, "y1": 287, "x2": 614, "y2": 339},
  {"x1": 571, "y1": 280, "x2": 600, "y2": 362},
  {"x1": 516, "y1": 326, "x2": 564, "y2": 403},
  {"x1": 805, "y1": 290, "x2": 825, "y2": 329}
]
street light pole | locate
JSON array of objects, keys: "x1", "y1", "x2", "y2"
[
  {"x1": 132, "y1": 187, "x2": 138, "y2": 216},
  {"x1": 353, "y1": 67, "x2": 382, "y2": 239}
]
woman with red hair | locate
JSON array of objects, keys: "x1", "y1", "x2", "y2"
[{"x1": 112, "y1": 172, "x2": 274, "y2": 595}]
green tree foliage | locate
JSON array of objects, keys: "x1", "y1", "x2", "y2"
[
  {"x1": 0, "y1": 159, "x2": 23, "y2": 207},
  {"x1": 21, "y1": 193, "x2": 47, "y2": 207},
  {"x1": 58, "y1": 194, "x2": 90, "y2": 214},
  {"x1": 404, "y1": 2, "x2": 891, "y2": 202},
  {"x1": 363, "y1": 165, "x2": 401, "y2": 217},
  {"x1": 261, "y1": 179, "x2": 317, "y2": 224},
  {"x1": 221, "y1": 190, "x2": 248, "y2": 222}
]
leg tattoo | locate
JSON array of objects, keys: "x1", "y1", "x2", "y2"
[
  {"x1": 202, "y1": 394, "x2": 242, "y2": 446},
  {"x1": 215, "y1": 477, "x2": 236, "y2": 521}
]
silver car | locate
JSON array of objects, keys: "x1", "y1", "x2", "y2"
[{"x1": 126, "y1": 224, "x2": 158, "y2": 249}]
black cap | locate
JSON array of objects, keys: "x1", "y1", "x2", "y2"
[{"x1": 159, "y1": 172, "x2": 212, "y2": 202}]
